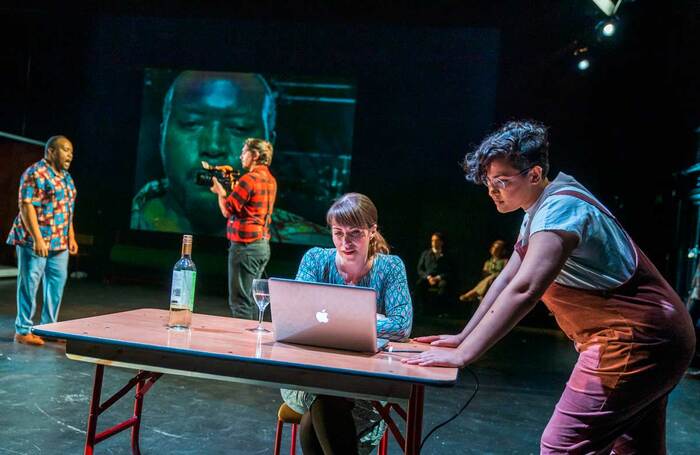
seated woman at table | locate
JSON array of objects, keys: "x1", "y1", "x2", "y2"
[{"x1": 281, "y1": 192, "x2": 412, "y2": 455}]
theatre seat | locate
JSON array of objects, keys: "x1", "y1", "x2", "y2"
[{"x1": 273, "y1": 402, "x2": 389, "y2": 455}]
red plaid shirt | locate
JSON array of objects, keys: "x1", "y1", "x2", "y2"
[{"x1": 225, "y1": 165, "x2": 277, "y2": 243}]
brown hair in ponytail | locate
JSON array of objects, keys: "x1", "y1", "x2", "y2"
[{"x1": 326, "y1": 193, "x2": 390, "y2": 258}]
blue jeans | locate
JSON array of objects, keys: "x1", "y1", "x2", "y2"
[{"x1": 15, "y1": 245, "x2": 69, "y2": 335}]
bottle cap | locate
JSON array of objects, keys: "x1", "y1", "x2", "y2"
[{"x1": 182, "y1": 234, "x2": 193, "y2": 255}]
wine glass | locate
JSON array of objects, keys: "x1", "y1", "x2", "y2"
[{"x1": 247, "y1": 279, "x2": 271, "y2": 333}]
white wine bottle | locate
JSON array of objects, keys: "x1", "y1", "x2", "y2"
[{"x1": 168, "y1": 235, "x2": 196, "y2": 330}]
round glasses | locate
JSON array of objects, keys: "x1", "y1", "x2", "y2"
[{"x1": 481, "y1": 166, "x2": 533, "y2": 190}]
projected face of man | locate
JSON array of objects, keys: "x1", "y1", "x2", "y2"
[{"x1": 160, "y1": 72, "x2": 269, "y2": 231}]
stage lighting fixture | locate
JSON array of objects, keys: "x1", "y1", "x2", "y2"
[
  {"x1": 591, "y1": 0, "x2": 623, "y2": 16},
  {"x1": 573, "y1": 46, "x2": 591, "y2": 71},
  {"x1": 595, "y1": 17, "x2": 619, "y2": 39},
  {"x1": 602, "y1": 21, "x2": 616, "y2": 36}
]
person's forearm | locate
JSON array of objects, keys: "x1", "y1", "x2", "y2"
[
  {"x1": 457, "y1": 271, "x2": 511, "y2": 341},
  {"x1": 456, "y1": 231, "x2": 575, "y2": 363},
  {"x1": 377, "y1": 313, "x2": 411, "y2": 341},
  {"x1": 456, "y1": 284, "x2": 539, "y2": 364},
  {"x1": 20, "y1": 203, "x2": 43, "y2": 242},
  {"x1": 217, "y1": 195, "x2": 231, "y2": 218},
  {"x1": 69, "y1": 222, "x2": 76, "y2": 242}
]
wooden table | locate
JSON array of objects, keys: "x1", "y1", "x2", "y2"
[{"x1": 34, "y1": 309, "x2": 459, "y2": 454}]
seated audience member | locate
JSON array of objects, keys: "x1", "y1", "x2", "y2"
[
  {"x1": 281, "y1": 192, "x2": 412, "y2": 455},
  {"x1": 415, "y1": 232, "x2": 452, "y2": 314},
  {"x1": 460, "y1": 239, "x2": 508, "y2": 302}
]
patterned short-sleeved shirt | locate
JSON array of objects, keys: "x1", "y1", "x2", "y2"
[{"x1": 6, "y1": 159, "x2": 77, "y2": 251}]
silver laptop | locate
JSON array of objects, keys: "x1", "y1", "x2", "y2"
[{"x1": 269, "y1": 278, "x2": 389, "y2": 353}]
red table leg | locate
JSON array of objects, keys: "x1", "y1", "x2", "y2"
[
  {"x1": 372, "y1": 401, "x2": 406, "y2": 449},
  {"x1": 405, "y1": 384, "x2": 425, "y2": 455},
  {"x1": 372, "y1": 384, "x2": 425, "y2": 455},
  {"x1": 130, "y1": 378, "x2": 146, "y2": 455},
  {"x1": 82, "y1": 366, "x2": 162, "y2": 454},
  {"x1": 84, "y1": 364, "x2": 105, "y2": 455}
]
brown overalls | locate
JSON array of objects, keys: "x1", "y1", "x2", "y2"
[{"x1": 516, "y1": 190, "x2": 695, "y2": 454}]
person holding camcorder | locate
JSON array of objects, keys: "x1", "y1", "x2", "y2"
[
  {"x1": 209, "y1": 138, "x2": 277, "y2": 320},
  {"x1": 195, "y1": 161, "x2": 240, "y2": 191}
]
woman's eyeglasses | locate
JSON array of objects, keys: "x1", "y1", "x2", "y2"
[{"x1": 481, "y1": 166, "x2": 533, "y2": 190}]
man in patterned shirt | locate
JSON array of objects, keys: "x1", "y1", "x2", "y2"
[
  {"x1": 6, "y1": 135, "x2": 78, "y2": 346},
  {"x1": 210, "y1": 138, "x2": 277, "y2": 319}
]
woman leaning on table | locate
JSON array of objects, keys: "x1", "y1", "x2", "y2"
[
  {"x1": 281, "y1": 192, "x2": 412, "y2": 455},
  {"x1": 404, "y1": 120, "x2": 695, "y2": 454}
]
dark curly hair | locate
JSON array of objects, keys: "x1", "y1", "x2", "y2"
[{"x1": 462, "y1": 120, "x2": 550, "y2": 184}]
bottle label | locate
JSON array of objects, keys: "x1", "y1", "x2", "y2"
[{"x1": 170, "y1": 270, "x2": 196, "y2": 311}]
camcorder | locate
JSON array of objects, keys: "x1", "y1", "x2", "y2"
[{"x1": 195, "y1": 161, "x2": 240, "y2": 192}]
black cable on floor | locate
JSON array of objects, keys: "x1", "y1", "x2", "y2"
[{"x1": 419, "y1": 366, "x2": 479, "y2": 452}]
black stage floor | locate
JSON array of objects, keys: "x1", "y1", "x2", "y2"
[{"x1": 1, "y1": 278, "x2": 698, "y2": 454}]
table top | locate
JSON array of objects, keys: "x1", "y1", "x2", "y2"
[{"x1": 34, "y1": 308, "x2": 459, "y2": 387}]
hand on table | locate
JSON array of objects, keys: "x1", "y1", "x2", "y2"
[
  {"x1": 401, "y1": 348, "x2": 465, "y2": 368},
  {"x1": 413, "y1": 334, "x2": 462, "y2": 348}
]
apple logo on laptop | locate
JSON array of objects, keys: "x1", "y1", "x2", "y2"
[{"x1": 316, "y1": 309, "x2": 329, "y2": 324}]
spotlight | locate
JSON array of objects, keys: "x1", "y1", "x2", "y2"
[
  {"x1": 602, "y1": 21, "x2": 616, "y2": 36},
  {"x1": 595, "y1": 17, "x2": 619, "y2": 39},
  {"x1": 573, "y1": 45, "x2": 591, "y2": 71}
]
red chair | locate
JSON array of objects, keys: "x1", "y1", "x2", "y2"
[
  {"x1": 274, "y1": 403, "x2": 302, "y2": 455},
  {"x1": 274, "y1": 403, "x2": 389, "y2": 455}
]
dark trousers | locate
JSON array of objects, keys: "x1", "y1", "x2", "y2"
[
  {"x1": 300, "y1": 395, "x2": 358, "y2": 455},
  {"x1": 228, "y1": 239, "x2": 270, "y2": 320}
]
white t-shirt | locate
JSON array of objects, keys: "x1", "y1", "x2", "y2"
[{"x1": 518, "y1": 172, "x2": 636, "y2": 290}]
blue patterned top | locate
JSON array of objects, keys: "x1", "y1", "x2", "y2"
[{"x1": 295, "y1": 247, "x2": 413, "y2": 341}]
